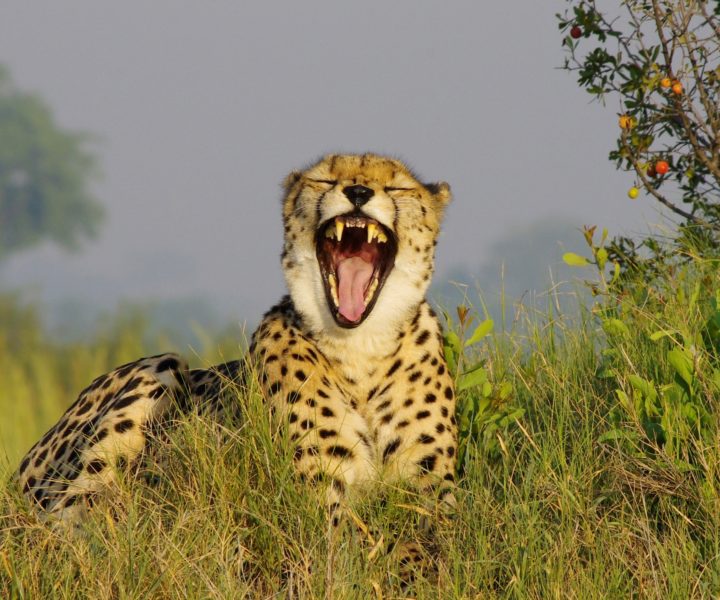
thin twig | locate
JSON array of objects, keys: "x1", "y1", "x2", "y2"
[
  {"x1": 652, "y1": 0, "x2": 720, "y2": 181},
  {"x1": 622, "y1": 132, "x2": 716, "y2": 228}
]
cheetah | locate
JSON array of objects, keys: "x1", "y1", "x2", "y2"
[{"x1": 15, "y1": 153, "x2": 457, "y2": 537}]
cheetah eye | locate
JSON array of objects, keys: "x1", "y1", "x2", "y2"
[
  {"x1": 384, "y1": 186, "x2": 414, "y2": 192},
  {"x1": 308, "y1": 179, "x2": 338, "y2": 186}
]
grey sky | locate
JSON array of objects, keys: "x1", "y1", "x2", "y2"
[{"x1": 0, "y1": 1, "x2": 666, "y2": 329}]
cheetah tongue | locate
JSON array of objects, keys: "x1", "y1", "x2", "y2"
[{"x1": 337, "y1": 256, "x2": 374, "y2": 322}]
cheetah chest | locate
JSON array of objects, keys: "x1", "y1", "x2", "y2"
[{"x1": 253, "y1": 306, "x2": 457, "y2": 486}]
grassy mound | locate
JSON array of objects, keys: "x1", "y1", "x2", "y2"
[{"x1": 2, "y1": 256, "x2": 720, "y2": 597}]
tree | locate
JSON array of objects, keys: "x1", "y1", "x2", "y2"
[
  {"x1": 558, "y1": 1, "x2": 720, "y2": 276},
  {"x1": 0, "y1": 64, "x2": 103, "y2": 262}
]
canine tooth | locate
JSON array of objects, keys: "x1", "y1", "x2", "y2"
[
  {"x1": 364, "y1": 277, "x2": 379, "y2": 303},
  {"x1": 335, "y1": 219, "x2": 344, "y2": 241},
  {"x1": 367, "y1": 223, "x2": 377, "y2": 243},
  {"x1": 328, "y1": 273, "x2": 339, "y2": 306}
]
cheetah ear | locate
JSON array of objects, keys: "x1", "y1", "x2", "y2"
[
  {"x1": 424, "y1": 181, "x2": 451, "y2": 206},
  {"x1": 283, "y1": 170, "x2": 302, "y2": 192}
]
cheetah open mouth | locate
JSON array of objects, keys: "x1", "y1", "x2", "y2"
[{"x1": 316, "y1": 214, "x2": 397, "y2": 328}]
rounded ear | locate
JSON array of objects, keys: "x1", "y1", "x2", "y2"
[
  {"x1": 424, "y1": 181, "x2": 451, "y2": 205},
  {"x1": 283, "y1": 170, "x2": 302, "y2": 191}
]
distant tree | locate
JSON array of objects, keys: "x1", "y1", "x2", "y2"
[
  {"x1": 558, "y1": 1, "x2": 720, "y2": 277},
  {"x1": 0, "y1": 64, "x2": 103, "y2": 262}
]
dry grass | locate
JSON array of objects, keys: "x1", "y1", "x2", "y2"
[{"x1": 2, "y1": 261, "x2": 720, "y2": 597}]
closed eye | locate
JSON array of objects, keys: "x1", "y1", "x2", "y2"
[
  {"x1": 307, "y1": 179, "x2": 338, "y2": 186},
  {"x1": 384, "y1": 186, "x2": 415, "y2": 192}
]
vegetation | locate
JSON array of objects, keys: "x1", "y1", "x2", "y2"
[
  {"x1": 1, "y1": 2, "x2": 719, "y2": 596},
  {"x1": 0, "y1": 64, "x2": 103, "y2": 262},
  {"x1": 558, "y1": 0, "x2": 720, "y2": 276},
  {"x1": 2, "y1": 249, "x2": 720, "y2": 596}
]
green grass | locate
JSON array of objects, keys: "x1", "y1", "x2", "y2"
[{"x1": 2, "y1": 257, "x2": 720, "y2": 598}]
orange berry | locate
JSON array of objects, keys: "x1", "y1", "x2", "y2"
[
  {"x1": 618, "y1": 115, "x2": 634, "y2": 129},
  {"x1": 672, "y1": 81, "x2": 683, "y2": 94},
  {"x1": 660, "y1": 77, "x2": 672, "y2": 88},
  {"x1": 655, "y1": 160, "x2": 669, "y2": 175}
]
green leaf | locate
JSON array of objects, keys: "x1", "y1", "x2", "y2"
[
  {"x1": 498, "y1": 381, "x2": 513, "y2": 400},
  {"x1": 627, "y1": 374, "x2": 657, "y2": 402},
  {"x1": 596, "y1": 247, "x2": 608, "y2": 270},
  {"x1": 661, "y1": 382, "x2": 684, "y2": 404},
  {"x1": 498, "y1": 408, "x2": 525, "y2": 427},
  {"x1": 563, "y1": 252, "x2": 589, "y2": 267},
  {"x1": 457, "y1": 365, "x2": 488, "y2": 392},
  {"x1": 477, "y1": 396, "x2": 490, "y2": 414},
  {"x1": 443, "y1": 345, "x2": 457, "y2": 377},
  {"x1": 649, "y1": 329, "x2": 676, "y2": 341},
  {"x1": 671, "y1": 458, "x2": 699, "y2": 473},
  {"x1": 602, "y1": 318, "x2": 629, "y2": 338},
  {"x1": 444, "y1": 331, "x2": 462, "y2": 356},
  {"x1": 481, "y1": 381, "x2": 492, "y2": 397},
  {"x1": 667, "y1": 347, "x2": 694, "y2": 388},
  {"x1": 681, "y1": 402, "x2": 698, "y2": 424},
  {"x1": 595, "y1": 365, "x2": 615, "y2": 379},
  {"x1": 465, "y1": 319, "x2": 494, "y2": 347},
  {"x1": 615, "y1": 389, "x2": 631, "y2": 410},
  {"x1": 598, "y1": 428, "x2": 629, "y2": 443},
  {"x1": 712, "y1": 369, "x2": 720, "y2": 393},
  {"x1": 689, "y1": 281, "x2": 700, "y2": 312}
]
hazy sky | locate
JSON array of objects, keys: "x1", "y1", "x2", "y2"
[{"x1": 0, "y1": 2, "x2": 667, "y2": 328}]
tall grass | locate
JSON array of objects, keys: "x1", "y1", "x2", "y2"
[{"x1": 1, "y1": 257, "x2": 720, "y2": 597}]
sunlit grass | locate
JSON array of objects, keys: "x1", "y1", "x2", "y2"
[{"x1": 2, "y1": 259, "x2": 720, "y2": 596}]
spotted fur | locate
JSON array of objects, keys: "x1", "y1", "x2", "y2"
[{"x1": 15, "y1": 153, "x2": 457, "y2": 534}]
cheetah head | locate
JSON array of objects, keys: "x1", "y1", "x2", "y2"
[{"x1": 281, "y1": 154, "x2": 451, "y2": 336}]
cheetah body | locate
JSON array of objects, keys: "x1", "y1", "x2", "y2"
[{"x1": 16, "y1": 153, "x2": 457, "y2": 522}]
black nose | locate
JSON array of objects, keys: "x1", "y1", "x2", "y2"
[{"x1": 343, "y1": 184, "x2": 374, "y2": 207}]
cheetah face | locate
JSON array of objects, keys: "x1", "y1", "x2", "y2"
[{"x1": 281, "y1": 154, "x2": 451, "y2": 335}]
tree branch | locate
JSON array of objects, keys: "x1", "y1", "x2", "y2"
[
  {"x1": 652, "y1": 0, "x2": 720, "y2": 183},
  {"x1": 622, "y1": 132, "x2": 718, "y2": 230}
]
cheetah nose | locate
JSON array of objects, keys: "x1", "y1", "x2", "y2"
[{"x1": 343, "y1": 185, "x2": 374, "y2": 208}]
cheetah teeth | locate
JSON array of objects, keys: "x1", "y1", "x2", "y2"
[
  {"x1": 364, "y1": 276, "x2": 379, "y2": 304},
  {"x1": 368, "y1": 225, "x2": 388, "y2": 244},
  {"x1": 328, "y1": 272, "x2": 378, "y2": 307},
  {"x1": 328, "y1": 273, "x2": 339, "y2": 307},
  {"x1": 325, "y1": 217, "x2": 386, "y2": 243}
]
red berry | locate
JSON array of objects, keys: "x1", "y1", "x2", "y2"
[
  {"x1": 655, "y1": 160, "x2": 669, "y2": 175},
  {"x1": 570, "y1": 25, "x2": 582, "y2": 39},
  {"x1": 647, "y1": 165, "x2": 657, "y2": 178}
]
